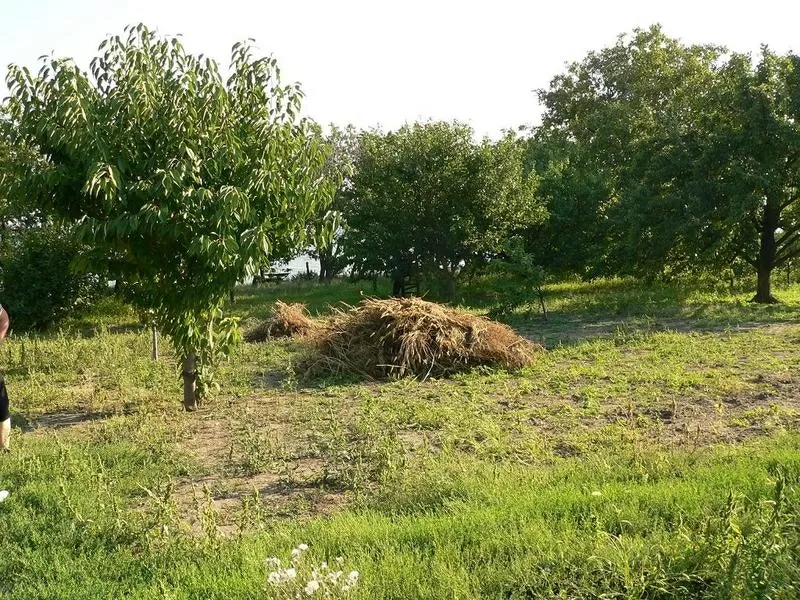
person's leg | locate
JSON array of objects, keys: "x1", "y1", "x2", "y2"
[{"x1": 0, "y1": 374, "x2": 10, "y2": 450}]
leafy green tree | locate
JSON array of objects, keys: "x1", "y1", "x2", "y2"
[
  {"x1": 522, "y1": 129, "x2": 613, "y2": 278},
  {"x1": 308, "y1": 124, "x2": 359, "y2": 283},
  {"x1": 535, "y1": 26, "x2": 722, "y2": 278},
  {"x1": 536, "y1": 26, "x2": 800, "y2": 301},
  {"x1": 344, "y1": 121, "x2": 542, "y2": 299},
  {"x1": 2, "y1": 24, "x2": 334, "y2": 408},
  {"x1": 629, "y1": 48, "x2": 800, "y2": 302},
  {"x1": 2, "y1": 111, "x2": 106, "y2": 330}
]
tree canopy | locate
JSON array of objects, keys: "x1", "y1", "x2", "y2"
[{"x1": 534, "y1": 26, "x2": 800, "y2": 300}]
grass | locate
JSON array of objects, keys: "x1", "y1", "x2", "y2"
[{"x1": 2, "y1": 278, "x2": 800, "y2": 598}]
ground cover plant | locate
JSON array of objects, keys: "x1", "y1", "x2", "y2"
[{"x1": 0, "y1": 278, "x2": 798, "y2": 598}]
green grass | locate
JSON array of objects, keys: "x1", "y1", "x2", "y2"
[{"x1": 2, "y1": 278, "x2": 800, "y2": 598}]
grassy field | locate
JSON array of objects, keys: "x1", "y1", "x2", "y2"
[{"x1": 1, "y1": 278, "x2": 799, "y2": 598}]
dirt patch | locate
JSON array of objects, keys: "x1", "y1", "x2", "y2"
[
  {"x1": 182, "y1": 413, "x2": 234, "y2": 471},
  {"x1": 166, "y1": 403, "x2": 351, "y2": 535},
  {"x1": 168, "y1": 458, "x2": 348, "y2": 536}
]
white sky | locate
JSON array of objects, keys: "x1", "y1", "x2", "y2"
[{"x1": 1, "y1": 0, "x2": 798, "y2": 138}]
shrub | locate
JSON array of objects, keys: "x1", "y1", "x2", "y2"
[{"x1": 0, "y1": 226, "x2": 106, "y2": 331}]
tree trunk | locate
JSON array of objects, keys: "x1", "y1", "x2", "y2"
[
  {"x1": 114, "y1": 277, "x2": 125, "y2": 297},
  {"x1": 751, "y1": 201, "x2": 779, "y2": 304},
  {"x1": 252, "y1": 265, "x2": 267, "y2": 287},
  {"x1": 182, "y1": 353, "x2": 198, "y2": 411},
  {"x1": 319, "y1": 253, "x2": 331, "y2": 283},
  {"x1": 318, "y1": 250, "x2": 338, "y2": 284},
  {"x1": 537, "y1": 287, "x2": 548, "y2": 320},
  {"x1": 391, "y1": 272, "x2": 404, "y2": 297},
  {"x1": 441, "y1": 270, "x2": 456, "y2": 302},
  {"x1": 151, "y1": 326, "x2": 159, "y2": 361},
  {"x1": 754, "y1": 265, "x2": 777, "y2": 303}
]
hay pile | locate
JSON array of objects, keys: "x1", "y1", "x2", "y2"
[
  {"x1": 244, "y1": 301, "x2": 317, "y2": 342},
  {"x1": 307, "y1": 297, "x2": 542, "y2": 379}
]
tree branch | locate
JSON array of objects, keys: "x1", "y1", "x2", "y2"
[
  {"x1": 778, "y1": 221, "x2": 800, "y2": 240},
  {"x1": 775, "y1": 245, "x2": 800, "y2": 267},
  {"x1": 779, "y1": 192, "x2": 799, "y2": 212},
  {"x1": 776, "y1": 231, "x2": 800, "y2": 259}
]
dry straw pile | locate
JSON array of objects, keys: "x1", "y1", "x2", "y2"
[
  {"x1": 244, "y1": 301, "x2": 318, "y2": 342},
  {"x1": 307, "y1": 297, "x2": 542, "y2": 379}
]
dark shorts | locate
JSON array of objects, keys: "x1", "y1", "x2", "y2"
[{"x1": 0, "y1": 374, "x2": 8, "y2": 421}]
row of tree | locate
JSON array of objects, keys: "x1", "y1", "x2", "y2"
[
  {"x1": 1, "y1": 24, "x2": 798, "y2": 408},
  {"x1": 306, "y1": 26, "x2": 799, "y2": 305}
]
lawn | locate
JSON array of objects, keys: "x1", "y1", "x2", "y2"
[{"x1": 1, "y1": 278, "x2": 799, "y2": 598}]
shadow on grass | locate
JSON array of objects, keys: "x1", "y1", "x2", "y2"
[
  {"x1": 508, "y1": 313, "x2": 786, "y2": 349},
  {"x1": 26, "y1": 409, "x2": 116, "y2": 431},
  {"x1": 493, "y1": 279, "x2": 800, "y2": 348}
]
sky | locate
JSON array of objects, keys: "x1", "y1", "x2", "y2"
[{"x1": 1, "y1": 0, "x2": 798, "y2": 139}]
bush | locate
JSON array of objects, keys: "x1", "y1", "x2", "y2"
[
  {"x1": 0, "y1": 226, "x2": 107, "y2": 331},
  {"x1": 485, "y1": 237, "x2": 548, "y2": 317}
]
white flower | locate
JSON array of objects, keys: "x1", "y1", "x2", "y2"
[
  {"x1": 267, "y1": 572, "x2": 281, "y2": 585},
  {"x1": 304, "y1": 580, "x2": 320, "y2": 595},
  {"x1": 291, "y1": 548, "x2": 302, "y2": 558},
  {"x1": 0, "y1": 490, "x2": 9, "y2": 502},
  {"x1": 284, "y1": 568, "x2": 297, "y2": 580},
  {"x1": 335, "y1": 556, "x2": 344, "y2": 565},
  {"x1": 329, "y1": 570, "x2": 343, "y2": 583},
  {"x1": 320, "y1": 561, "x2": 328, "y2": 570},
  {"x1": 298, "y1": 543, "x2": 309, "y2": 551},
  {"x1": 266, "y1": 557, "x2": 281, "y2": 568},
  {"x1": 347, "y1": 571, "x2": 359, "y2": 583}
]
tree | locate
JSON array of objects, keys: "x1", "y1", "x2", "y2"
[
  {"x1": 2, "y1": 24, "x2": 335, "y2": 408},
  {"x1": 308, "y1": 124, "x2": 359, "y2": 283},
  {"x1": 344, "y1": 122, "x2": 542, "y2": 299},
  {"x1": 2, "y1": 111, "x2": 105, "y2": 331},
  {"x1": 0, "y1": 223, "x2": 106, "y2": 331},
  {"x1": 535, "y1": 26, "x2": 723, "y2": 279},
  {"x1": 522, "y1": 128, "x2": 614, "y2": 278},
  {"x1": 535, "y1": 26, "x2": 800, "y2": 301},
  {"x1": 631, "y1": 49, "x2": 800, "y2": 302}
]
